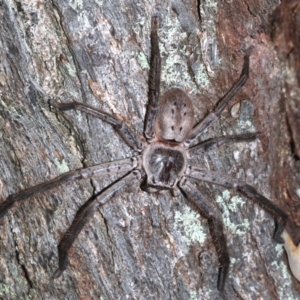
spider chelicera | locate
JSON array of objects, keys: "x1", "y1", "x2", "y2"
[{"x1": 0, "y1": 17, "x2": 288, "y2": 290}]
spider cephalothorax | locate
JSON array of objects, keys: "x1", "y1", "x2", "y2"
[
  {"x1": 0, "y1": 17, "x2": 288, "y2": 291},
  {"x1": 142, "y1": 141, "x2": 187, "y2": 191}
]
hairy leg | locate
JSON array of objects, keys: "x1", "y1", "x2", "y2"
[
  {"x1": 0, "y1": 157, "x2": 138, "y2": 219},
  {"x1": 144, "y1": 16, "x2": 161, "y2": 141},
  {"x1": 185, "y1": 46, "x2": 253, "y2": 146},
  {"x1": 188, "y1": 132, "x2": 259, "y2": 157},
  {"x1": 186, "y1": 167, "x2": 288, "y2": 243},
  {"x1": 50, "y1": 99, "x2": 143, "y2": 151},
  {"x1": 179, "y1": 177, "x2": 230, "y2": 291},
  {"x1": 53, "y1": 170, "x2": 142, "y2": 278}
]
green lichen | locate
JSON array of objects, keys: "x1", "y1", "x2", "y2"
[
  {"x1": 216, "y1": 190, "x2": 249, "y2": 235},
  {"x1": 53, "y1": 158, "x2": 69, "y2": 173},
  {"x1": 174, "y1": 205, "x2": 206, "y2": 244}
]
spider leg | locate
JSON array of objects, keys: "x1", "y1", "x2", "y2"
[
  {"x1": 52, "y1": 170, "x2": 142, "y2": 278},
  {"x1": 185, "y1": 46, "x2": 253, "y2": 146},
  {"x1": 144, "y1": 16, "x2": 161, "y2": 141},
  {"x1": 188, "y1": 132, "x2": 259, "y2": 157},
  {"x1": 179, "y1": 177, "x2": 229, "y2": 291},
  {"x1": 186, "y1": 167, "x2": 288, "y2": 243},
  {"x1": 0, "y1": 157, "x2": 138, "y2": 219},
  {"x1": 50, "y1": 100, "x2": 143, "y2": 151}
]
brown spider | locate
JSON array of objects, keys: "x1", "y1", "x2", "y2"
[{"x1": 0, "y1": 17, "x2": 288, "y2": 291}]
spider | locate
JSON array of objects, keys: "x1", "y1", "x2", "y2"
[{"x1": 0, "y1": 17, "x2": 288, "y2": 291}]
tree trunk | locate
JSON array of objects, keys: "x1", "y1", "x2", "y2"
[{"x1": 0, "y1": 0, "x2": 299, "y2": 299}]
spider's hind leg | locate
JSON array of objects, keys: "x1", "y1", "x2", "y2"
[
  {"x1": 187, "y1": 167, "x2": 288, "y2": 244},
  {"x1": 0, "y1": 158, "x2": 138, "y2": 220},
  {"x1": 238, "y1": 184, "x2": 287, "y2": 243},
  {"x1": 53, "y1": 170, "x2": 142, "y2": 278},
  {"x1": 179, "y1": 177, "x2": 230, "y2": 291}
]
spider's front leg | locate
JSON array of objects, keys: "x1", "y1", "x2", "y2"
[
  {"x1": 187, "y1": 167, "x2": 288, "y2": 243},
  {"x1": 50, "y1": 100, "x2": 143, "y2": 151},
  {"x1": 179, "y1": 177, "x2": 230, "y2": 291},
  {"x1": 144, "y1": 16, "x2": 161, "y2": 140},
  {"x1": 185, "y1": 46, "x2": 253, "y2": 146},
  {"x1": 188, "y1": 132, "x2": 259, "y2": 157}
]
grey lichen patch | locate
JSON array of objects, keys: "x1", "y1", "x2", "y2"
[
  {"x1": 236, "y1": 119, "x2": 255, "y2": 131},
  {"x1": 17, "y1": 1, "x2": 65, "y2": 93},
  {"x1": 273, "y1": 243, "x2": 295, "y2": 297},
  {"x1": 198, "y1": 0, "x2": 219, "y2": 74},
  {"x1": 236, "y1": 100, "x2": 256, "y2": 131},
  {"x1": 132, "y1": 15, "x2": 146, "y2": 40},
  {"x1": 189, "y1": 290, "x2": 197, "y2": 300},
  {"x1": 159, "y1": 14, "x2": 209, "y2": 93},
  {"x1": 195, "y1": 70, "x2": 210, "y2": 91},
  {"x1": 216, "y1": 190, "x2": 250, "y2": 236},
  {"x1": 0, "y1": 98, "x2": 8, "y2": 108},
  {"x1": 270, "y1": 259, "x2": 294, "y2": 300},
  {"x1": 70, "y1": 0, "x2": 83, "y2": 10},
  {"x1": 77, "y1": 11, "x2": 91, "y2": 32},
  {"x1": 0, "y1": 179, "x2": 3, "y2": 196},
  {"x1": 53, "y1": 158, "x2": 69, "y2": 173},
  {"x1": 174, "y1": 205, "x2": 207, "y2": 244},
  {"x1": 296, "y1": 188, "x2": 300, "y2": 198},
  {"x1": 68, "y1": 133, "x2": 83, "y2": 158},
  {"x1": 204, "y1": 0, "x2": 218, "y2": 9},
  {"x1": 63, "y1": 60, "x2": 77, "y2": 78},
  {"x1": 0, "y1": 283, "x2": 17, "y2": 299},
  {"x1": 194, "y1": 63, "x2": 210, "y2": 86},
  {"x1": 137, "y1": 52, "x2": 150, "y2": 70},
  {"x1": 275, "y1": 243, "x2": 284, "y2": 258},
  {"x1": 95, "y1": 0, "x2": 104, "y2": 6}
]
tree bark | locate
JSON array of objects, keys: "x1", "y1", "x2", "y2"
[{"x1": 0, "y1": 0, "x2": 299, "y2": 299}]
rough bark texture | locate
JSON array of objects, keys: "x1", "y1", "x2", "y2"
[
  {"x1": 0, "y1": 0, "x2": 299, "y2": 299},
  {"x1": 270, "y1": 0, "x2": 300, "y2": 295}
]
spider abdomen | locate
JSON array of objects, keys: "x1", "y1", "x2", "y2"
[
  {"x1": 154, "y1": 88, "x2": 194, "y2": 143},
  {"x1": 142, "y1": 142, "x2": 187, "y2": 190}
]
